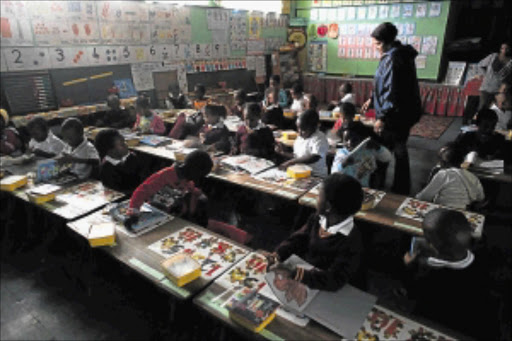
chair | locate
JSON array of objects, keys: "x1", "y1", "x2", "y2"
[{"x1": 207, "y1": 219, "x2": 252, "y2": 245}]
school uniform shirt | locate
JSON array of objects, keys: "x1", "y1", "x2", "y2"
[
  {"x1": 478, "y1": 53, "x2": 512, "y2": 93},
  {"x1": 340, "y1": 93, "x2": 355, "y2": 105},
  {"x1": 290, "y1": 97, "x2": 305, "y2": 113},
  {"x1": 274, "y1": 214, "x2": 362, "y2": 291},
  {"x1": 230, "y1": 105, "x2": 244, "y2": 120},
  {"x1": 28, "y1": 131, "x2": 66, "y2": 156},
  {"x1": 99, "y1": 152, "x2": 144, "y2": 194},
  {"x1": 263, "y1": 89, "x2": 289, "y2": 108},
  {"x1": 63, "y1": 137, "x2": 99, "y2": 179},
  {"x1": 234, "y1": 123, "x2": 275, "y2": 160},
  {"x1": 455, "y1": 131, "x2": 506, "y2": 160},
  {"x1": 416, "y1": 168, "x2": 484, "y2": 210},
  {"x1": 293, "y1": 130, "x2": 329, "y2": 177},
  {"x1": 262, "y1": 105, "x2": 284, "y2": 128},
  {"x1": 331, "y1": 144, "x2": 392, "y2": 187},
  {"x1": 199, "y1": 122, "x2": 231, "y2": 154},
  {"x1": 490, "y1": 104, "x2": 512, "y2": 131},
  {"x1": 129, "y1": 165, "x2": 201, "y2": 214},
  {"x1": 1, "y1": 128, "x2": 23, "y2": 156},
  {"x1": 133, "y1": 113, "x2": 166, "y2": 135}
]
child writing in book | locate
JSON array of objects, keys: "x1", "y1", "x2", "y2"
[
  {"x1": 0, "y1": 109, "x2": 24, "y2": 157},
  {"x1": 416, "y1": 143, "x2": 484, "y2": 210},
  {"x1": 290, "y1": 83, "x2": 306, "y2": 113},
  {"x1": 125, "y1": 150, "x2": 213, "y2": 228},
  {"x1": 58, "y1": 118, "x2": 99, "y2": 179},
  {"x1": 264, "y1": 173, "x2": 364, "y2": 291},
  {"x1": 132, "y1": 95, "x2": 166, "y2": 135},
  {"x1": 230, "y1": 89, "x2": 247, "y2": 119},
  {"x1": 197, "y1": 104, "x2": 231, "y2": 154},
  {"x1": 327, "y1": 83, "x2": 355, "y2": 110},
  {"x1": 233, "y1": 103, "x2": 275, "y2": 160},
  {"x1": 262, "y1": 87, "x2": 284, "y2": 130},
  {"x1": 27, "y1": 117, "x2": 66, "y2": 158},
  {"x1": 96, "y1": 94, "x2": 134, "y2": 129},
  {"x1": 331, "y1": 121, "x2": 392, "y2": 187},
  {"x1": 95, "y1": 129, "x2": 145, "y2": 194},
  {"x1": 276, "y1": 109, "x2": 329, "y2": 178},
  {"x1": 332, "y1": 102, "x2": 357, "y2": 134}
]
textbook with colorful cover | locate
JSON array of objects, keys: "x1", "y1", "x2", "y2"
[
  {"x1": 221, "y1": 155, "x2": 275, "y2": 175},
  {"x1": 110, "y1": 201, "x2": 171, "y2": 236},
  {"x1": 140, "y1": 135, "x2": 172, "y2": 147},
  {"x1": 226, "y1": 288, "x2": 280, "y2": 332}
]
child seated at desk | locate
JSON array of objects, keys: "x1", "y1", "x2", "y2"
[
  {"x1": 230, "y1": 89, "x2": 246, "y2": 120},
  {"x1": 490, "y1": 82, "x2": 512, "y2": 131},
  {"x1": 26, "y1": 117, "x2": 66, "y2": 158},
  {"x1": 276, "y1": 109, "x2": 329, "y2": 178},
  {"x1": 264, "y1": 173, "x2": 364, "y2": 291},
  {"x1": 416, "y1": 143, "x2": 484, "y2": 210},
  {"x1": 58, "y1": 118, "x2": 99, "y2": 180},
  {"x1": 125, "y1": 150, "x2": 213, "y2": 227},
  {"x1": 332, "y1": 102, "x2": 357, "y2": 134},
  {"x1": 262, "y1": 87, "x2": 284, "y2": 130},
  {"x1": 327, "y1": 83, "x2": 355, "y2": 111},
  {"x1": 401, "y1": 208, "x2": 490, "y2": 339},
  {"x1": 455, "y1": 109, "x2": 506, "y2": 161},
  {"x1": 132, "y1": 95, "x2": 166, "y2": 135},
  {"x1": 198, "y1": 104, "x2": 231, "y2": 154},
  {"x1": 95, "y1": 129, "x2": 144, "y2": 194},
  {"x1": 233, "y1": 103, "x2": 275, "y2": 160},
  {"x1": 304, "y1": 93, "x2": 318, "y2": 111},
  {"x1": 165, "y1": 85, "x2": 189, "y2": 110},
  {"x1": 290, "y1": 83, "x2": 306, "y2": 113},
  {"x1": 0, "y1": 108, "x2": 24, "y2": 157},
  {"x1": 192, "y1": 84, "x2": 211, "y2": 111},
  {"x1": 263, "y1": 75, "x2": 288, "y2": 109},
  {"x1": 96, "y1": 94, "x2": 134, "y2": 129},
  {"x1": 331, "y1": 121, "x2": 392, "y2": 187}
]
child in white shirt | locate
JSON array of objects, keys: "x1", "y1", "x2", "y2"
[
  {"x1": 490, "y1": 82, "x2": 512, "y2": 131},
  {"x1": 27, "y1": 117, "x2": 66, "y2": 158},
  {"x1": 276, "y1": 109, "x2": 329, "y2": 177},
  {"x1": 290, "y1": 83, "x2": 305, "y2": 113},
  {"x1": 58, "y1": 118, "x2": 99, "y2": 179}
]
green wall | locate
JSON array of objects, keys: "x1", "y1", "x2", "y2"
[{"x1": 295, "y1": 0, "x2": 450, "y2": 80}]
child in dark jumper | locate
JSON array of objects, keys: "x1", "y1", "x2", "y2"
[
  {"x1": 233, "y1": 103, "x2": 275, "y2": 160},
  {"x1": 198, "y1": 105, "x2": 231, "y2": 154}
]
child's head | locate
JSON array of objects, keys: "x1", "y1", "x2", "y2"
[
  {"x1": 340, "y1": 102, "x2": 356, "y2": 122},
  {"x1": 269, "y1": 75, "x2": 281, "y2": 89},
  {"x1": 438, "y1": 142, "x2": 465, "y2": 168},
  {"x1": 181, "y1": 150, "x2": 213, "y2": 182},
  {"x1": 499, "y1": 41, "x2": 512, "y2": 58},
  {"x1": 339, "y1": 83, "x2": 353, "y2": 98},
  {"x1": 291, "y1": 83, "x2": 304, "y2": 100},
  {"x1": 61, "y1": 118, "x2": 84, "y2": 148},
  {"x1": 318, "y1": 173, "x2": 363, "y2": 216},
  {"x1": 94, "y1": 129, "x2": 129, "y2": 160},
  {"x1": 234, "y1": 89, "x2": 247, "y2": 106},
  {"x1": 423, "y1": 208, "x2": 472, "y2": 258},
  {"x1": 297, "y1": 109, "x2": 319, "y2": 138},
  {"x1": 203, "y1": 105, "x2": 226, "y2": 125},
  {"x1": 27, "y1": 117, "x2": 49, "y2": 143},
  {"x1": 495, "y1": 82, "x2": 512, "y2": 111},
  {"x1": 194, "y1": 84, "x2": 206, "y2": 100},
  {"x1": 0, "y1": 108, "x2": 8, "y2": 131},
  {"x1": 267, "y1": 87, "x2": 279, "y2": 106},
  {"x1": 135, "y1": 94, "x2": 151, "y2": 117},
  {"x1": 243, "y1": 103, "x2": 262, "y2": 129},
  {"x1": 107, "y1": 94, "x2": 121, "y2": 111},
  {"x1": 475, "y1": 108, "x2": 498, "y2": 136},
  {"x1": 304, "y1": 94, "x2": 318, "y2": 111},
  {"x1": 342, "y1": 121, "x2": 370, "y2": 151}
]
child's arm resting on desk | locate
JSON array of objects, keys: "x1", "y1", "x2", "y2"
[
  {"x1": 275, "y1": 221, "x2": 312, "y2": 266},
  {"x1": 57, "y1": 153, "x2": 99, "y2": 166}
]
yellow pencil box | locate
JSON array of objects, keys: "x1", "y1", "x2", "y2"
[
  {"x1": 161, "y1": 254, "x2": 201, "y2": 287},
  {"x1": 283, "y1": 110, "x2": 297, "y2": 119},
  {"x1": 125, "y1": 138, "x2": 140, "y2": 147},
  {"x1": 281, "y1": 130, "x2": 298, "y2": 140},
  {"x1": 27, "y1": 192, "x2": 56, "y2": 204},
  {"x1": 287, "y1": 164, "x2": 312, "y2": 179},
  {"x1": 88, "y1": 223, "x2": 116, "y2": 247},
  {"x1": 0, "y1": 175, "x2": 28, "y2": 192}
]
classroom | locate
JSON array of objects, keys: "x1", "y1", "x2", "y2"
[{"x1": 0, "y1": 0, "x2": 511, "y2": 340}]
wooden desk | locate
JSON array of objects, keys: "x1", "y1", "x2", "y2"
[
  {"x1": 131, "y1": 144, "x2": 178, "y2": 161},
  {"x1": 469, "y1": 167, "x2": 512, "y2": 184},
  {"x1": 68, "y1": 215, "x2": 250, "y2": 300}
]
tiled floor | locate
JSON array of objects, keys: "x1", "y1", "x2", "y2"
[{"x1": 2, "y1": 117, "x2": 511, "y2": 340}]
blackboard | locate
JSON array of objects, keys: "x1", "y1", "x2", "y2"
[{"x1": 186, "y1": 69, "x2": 258, "y2": 93}]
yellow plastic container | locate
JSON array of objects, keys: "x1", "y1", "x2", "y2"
[
  {"x1": 161, "y1": 254, "x2": 201, "y2": 287},
  {"x1": 28, "y1": 192, "x2": 56, "y2": 204},
  {"x1": 229, "y1": 310, "x2": 277, "y2": 333},
  {"x1": 361, "y1": 193, "x2": 376, "y2": 211},
  {"x1": 88, "y1": 223, "x2": 116, "y2": 247},
  {"x1": 0, "y1": 175, "x2": 28, "y2": 191},
  {"x1": 125, "y1": 138, "x2": 140, "y2": 147},
  {"x1": 283, "y1": 110, "x2": 296, "y2": 119},
  {"x1": 286, "y1": 165, "x2": 312, "y2": 179},
  {"x1": 281, "y1": 130, "x2": 298, "y2": 140}
]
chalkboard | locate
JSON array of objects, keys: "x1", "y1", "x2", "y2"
[{"x1": 186, "y1": 69, "x2": 257, "y2": 92}]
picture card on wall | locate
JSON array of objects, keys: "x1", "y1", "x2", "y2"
[
  {"x1": 346, "y1": 7, "x2": 356, "y2": 20},
  {"x1": 336, "y1": 8, "x2": 346, "y2": 21},
  {"x1": 379, "y1": 5, "x2": 389, "y2": 19},
  {"x1": 407, "y1": 36, "x2": 422, "y2": 52},
  {"x1": 421, "y1": 36, "x2": 438, "y2": 55},
  {"x1": 415, "y1": 3, "x2": 427, "y2": 18},
  {"x1": 0, "y1": 17, "x2": 34, "y2": 46},
  {"x1": 415, "y1": 55, "x2": 427, "y2": 69},
  {"x1": 368, "y1": 6, "x2": 378, "y2": 20},
  {"x1": 357, "y1": 7, "x2": 366, "y2": 20},
  {"x1": 49, "y1": 47, "x2": 90, "y2": 68},
  {"x1": 4, "y1": 47, "x2": 50, "y2": 71},
  {"x1": 310, "y1": 9, "x2": 319, "y2": 21},
  {"x1": 402, "y1": 4, "x2": 413, "y2": 18},
  {"x1": 390, "y1": 4, "x2": 401, "y2": 18},
  {"x1": 429, "y1": 2, "x2": 442, "y2": 17}
]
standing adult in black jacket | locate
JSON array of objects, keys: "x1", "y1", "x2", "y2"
[{"x1": 362, "y1": 22, "x2": 422, "y2": 195}]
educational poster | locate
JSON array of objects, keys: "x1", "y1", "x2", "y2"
[
  {"x1": 49, "y1": 47, "x2": 90, "y2": 68},
  {"x1": 308, "y1": 41, "x2": 328, "y2": 72},
  {"x1": 255, "y1": 56, "x2": 266, "y2": 78},
  {"x1": 148, "y1": 3, "x2": 190, "y2": 24},
  {"x1": 390, "y1": 4, "x2": 401, "y2": 18},
  {"x1": 206, "y1": 8, "x2": 230, "y2": 30},
  {"x1": 131, "y1": 62, "x2": 157, "y2": 91},
  {"x1": 415, "y1": 3, "x2": 427, "y2": 18},
  {"x1": 176, "y1": 63, "x2": 188, "y2": 94},
  {"x1": 248, "y1": 12, "x2": 263, "y2": 39},
  {"x1": 0, "y1": 17, "x2": 34, "y2": 46},
  {"x1": 415, "y1": 55, "x2": 427, "y2": 69},
  {"x1": 86, "y1": 46, "x2": 120, "y2": 65},
  {"x1": 211, "y1": 43, "x2": 230, "y2": 59},
  {"x1": 32, "y1": 20, "x2": 71, "y2": 46},
  {"x1": 147, "y1": 226, "x2": 248, "y2": 282},
  {"x1": 247, "y1": 39, "x2": 265, "y2": 55},
  {"x1": 98, "y1": 1, "x2": 148, "y2": 22},
  {"x1": 444, "y1": 61, "x2": 467, "y2": 86},
  {"x1": 193, "y1": 43, "x2": 213, "y2": 60},
  {"x1": 407, "y1": 36, "x2": 422, "y2": 52},
  {"x1": 100, "y1": 22, "x2": 150, "y2": 45},
  {"x1": 3, "y1": 47, "x2": 51, "y2": 71},
  {"x1": 428, "y1": 2, "x2": 442, "y2": 17},
  {"x1": 378, "y1": 5, "x2": 389, "y2": 19},
  {"x1": 230, "y1": 11, "x2": 247, "y2": 52},
  {"x1": 0, "y1": 1, "x2": 31, "y2": 19},
  {"x1": 150, "y1": 44, "x2": 173, "y2": 63},
  {"x1": 396, "y1": 198, "x2": 438, "y2": 221},
  {"x1": 356, "y1": 306, "x2": 452, "y2": 341},
  {"x1": 421, "y1": 36, "x2": 438, "y2": 55},
  {"x1": 62, "y1": 21, "x2": 101, "y2": 45},
  {"x1": 402, "y1": 4, "x2": 413, "y2": 18},
  {"x1": 119, "y1": 45, "x2": 148, "y2": 64}
]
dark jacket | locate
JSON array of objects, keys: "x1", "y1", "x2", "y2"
[
  {"x1": 262, "y1": 105, "x2": 284, "y2": 129},
  {"x1": 99, "y1": 152, "x2": 144, "y2": 194},
  {"x1": 95, "y1": 108, "x2": 134, "y2": 129},
  {"x1": 455, "y1": 131, "x2": 506, "y2": 160},
  {"x1": 234, "y1": 125, "x2": 275, "y2": 160},
  {"x1": 199, "y1": 124, "x2": 231, "y2": 154},
  {"x1": 275, "y1": 214, "x2": 362, "y2": 291},
  {"x1": 373, "y1": 42, "x2": 422, "y2": 130}
]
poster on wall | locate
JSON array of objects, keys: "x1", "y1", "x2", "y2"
[
  {"x1": 421, "y1": 36, "x2": 438, "y2": 55},
  {"x1": 131, "y1": 62, "x2": 157, "y2": 91},
  {"x1": 309, "y1": 41, "x2": 327, "y2": 72},
  {"x1": 444, "y1": 62, "x2": 467, "y2": 86},
  {"x1": 248, "y1": 12, "x2": 263, "y2": 39},
  {"x1": 3, "y1": 47, "x2": 51, "y2": 71},
  {"x1": 48, "y1": 46, "x2": 90, "y2": 68},
  {"x1": 206, "y1": 8, "x2": 230, "y2": 30},
  {"x1": 0, "y1": 17, "x2": 34, "y2": 46},
  {"x1": 230, "y1": 11, "x2": 247, "y2": 52},
  {"x1": 247, "y1": 39, "x2": 265, "y2": 55},
  {"x1": 98, "y1": 1, "x2": 149, "y2": 22}
]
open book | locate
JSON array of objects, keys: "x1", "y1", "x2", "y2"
[
  {"x1": 110, "y1": 201, "x2": 171, "y2": 236},
  {"x1": 221, "y1": 155, "x2": 275, "y2": 175}
]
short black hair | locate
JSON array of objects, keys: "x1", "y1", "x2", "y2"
[
  {"x1": 292, "y1": 83, "x2": 303, "y2": 94},
  {"x1": 340, "y1": 83, "x2": 353, "y2": 94},
  {"x1": 195, "y1": 83, "x2": 206, "y2": 93},
  {"x1": 27, "y1": 117, "x2": 48, "y2": 132},
  {"x1": 423, "y1": 208, "x2": 472, "y2": 255},
  {"x1": 439, "y1": 142, "x2": 465, "y2": 167},
  {"x1": 204, "y1": 104, "x2": 227, "y2": 118},
  {"x1": 135, "y1": 94, "x2": 150, "y2": 109},
  {"x1": 305, "y1": 94, "x2": 318, "y2": 110},
  {"x1": 95, "y1": 128, "x2": 122, "y2": 159},
  {"x1": 107, "y1": 93, "x2": 119, "y2": 102},
  {"x1": 183, "y1": 150, "x2": 213, "y2": 180},
  {"x1": 61, "y1": 118, "x2": 83, "y2": 135},
  {"x1": 245, "y1": 102, "x2": 262, "y2": 119},
  {"x1": 475, "y1": 108, "x2": 498, "y2": 126},
  {"x1": 298, "y1": 109, "x2": 319, "y2": 131},
  {"x1": 234, "y1": 89, "x2": 247, "y2": 101},
  {"x1": 271, "y1": 75, "x2": 281, "y2": 84},
  {"x1": 323, "y1": 173, "x2": 363, "y2": 215},
  {"x1": 371, "y1": 22, "x2": 398, "y2": 44},
  {"x1": 340, "y1": 102, "x2": 356, "y2": 118},
  {"x1": 345, "y1": 121, "x2": 371, "y2": 140}
]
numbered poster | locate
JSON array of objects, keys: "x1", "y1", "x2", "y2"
[
  {"x1": 0, "y1": 1, "x2": 30, "y2": 18},
  {"x1": 32, "y1": 20, "x2": 70, "y2": 46},
  {"x1": 0, "y1": 50, "x2": 8, "y2": 72},
  {"x1": 4, "y1": 47, "x2": 50, "y2": 71},
  {"x1": 98, "y1": 1, "x2": 148, "y2": 22},
  {"x1": 62, "y1": 20, "x2": 100, "y2": 45},
  {"x1": 86, "y1": 46, "x2": 120, "y2": 65},
  {"x1": 0, "y1": 17, "x2": 34, "y2": 46},
  {"x1": 49, "y1": 46, "x2": 90, "y2": 68}
]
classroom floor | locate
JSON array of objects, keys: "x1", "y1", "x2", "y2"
[{"x1": 2, "y1": 117, "x2": 511, "y2": 341}]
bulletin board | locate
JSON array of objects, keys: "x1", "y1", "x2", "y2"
[{"x1": 296, "y1": 0, "x2": 450, "y2": 80}]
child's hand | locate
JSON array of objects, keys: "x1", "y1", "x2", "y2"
[
  {"x1": 403, "y1": 251, "x2": 417, "y2": 265},
  {"x1": 342, "y1": 156, "x2": 354, "y2": 168},
  {"x1": 279, "y1": 160, "x2": 293, "y2": 170},
  {"x1": 124, "y1": 215, "x2": 139, "y2": 231},
  {"x1": 267, "y1": 124, "x2": 278, "y2": 131},
  {"x1": 361, "y1": 98, "x2": 372, "y2": 113}
]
